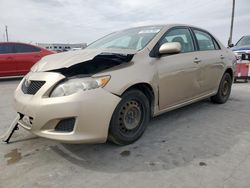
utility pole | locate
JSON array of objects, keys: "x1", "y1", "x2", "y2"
[
  {"x1": 228, "y1": 0, "x2": 235, "y2": 47},
  {"x1": 5, "y1": 25, "x2": 9, "y2": 42}
]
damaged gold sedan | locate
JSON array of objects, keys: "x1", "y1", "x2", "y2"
[{"x1": 13, "y1": 24, "x2": 236, "y2": 145}]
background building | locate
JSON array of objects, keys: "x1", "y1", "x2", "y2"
[{"x1": 37, "y1": 43, "x2": 87, "y2": 52}]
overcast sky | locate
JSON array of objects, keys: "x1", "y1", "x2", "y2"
[{"x1": 0, "y1": 0, "x2": 249, "y2": 45}]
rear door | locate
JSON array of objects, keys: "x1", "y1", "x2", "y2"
[
  {"x1": 191, "y1": 29, "x2": 225, "y2": 94},
  {"x1": 13, "y1": 43, "x2": 42, "y2": 75},
  {"x1": 0, "y1": 44, "x2": 16, "y2": 77}
]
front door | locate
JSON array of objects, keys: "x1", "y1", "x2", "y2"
[{"x1": 156, "y1": 27, "x2": 203, "y2": 110}]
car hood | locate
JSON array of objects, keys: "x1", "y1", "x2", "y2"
[
  {"x1": 231, "y1": 45, "x2": 250, "y2": 52},
  {"x1": 31, "y1": 48, "x2": 137, "y2": 73}
]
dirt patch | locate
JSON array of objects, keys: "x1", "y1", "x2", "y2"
[
  {"x1": 4, "y1": 149, "x2": 22, "y2": 165},
  {"x1": 120, "y1": 150, "x2": 131, "y2": 157},
  {"x1": 199, "y1": 162, "x2": 207, "y2": 166}
]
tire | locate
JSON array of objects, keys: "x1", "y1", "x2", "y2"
[
  {"x1": 211, "y1": 73, "x2": 232, "y2": 104},
  {"x1": 108, "y1": 90, "x2": 150, "y2": 145}
]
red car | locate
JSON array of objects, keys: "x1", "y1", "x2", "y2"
[{"x1": 0, "y1": 42, "x2": 54, "y2": 77}]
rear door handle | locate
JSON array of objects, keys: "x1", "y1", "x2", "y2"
[
  {"x1": 194, "y1": 58, "x2": 201, "y2": 64},
  {"x1": 220, "y1": 55, "x2": 225, "y2": 59}
]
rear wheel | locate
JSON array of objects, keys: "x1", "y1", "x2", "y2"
[
  {"x1": 108, "y1": 90, "x2": 150, "y2": 145},
  {"x1": 211, "y1": 73, "x2": 232, "y2": 104}
]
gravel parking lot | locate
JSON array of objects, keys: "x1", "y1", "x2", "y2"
[{"x1": 1, "y1": 79, "x2": 250, "y2": 188}]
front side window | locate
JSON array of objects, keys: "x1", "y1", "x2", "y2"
[
  {"x1": 160, "y1": 28, "x2": 194, "y2": 53},
  {"x1": 14, "y1": 44, "x2": 41, "y2": 53},
  {"x1": 193, "y1": 30, "x2": 216, "y2": 51},
  {"x1": 87, "y1": 26, "x2": 162, "y2": 51}
]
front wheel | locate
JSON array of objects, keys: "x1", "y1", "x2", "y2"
[
  {"x1": 211, "y1": 73, "x2": 232, "y2": 104},
  {"x1": 108, "y1": 90, "x2": 150, "y2": 145}
]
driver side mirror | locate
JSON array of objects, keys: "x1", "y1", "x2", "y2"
[
  {"x1": 228, "y1": 43, "x2": 234, "y2": 48},
  {"x1": 159, "y1": 42, "x2": 181, "y2": 55}
]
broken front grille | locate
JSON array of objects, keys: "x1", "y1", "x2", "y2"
[{"x1": 21, "y1": 80, "x2": 46, "y2": 95}]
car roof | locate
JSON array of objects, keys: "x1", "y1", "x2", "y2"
[
  {"x1": 123, "y1": 24, "x2": 200, "y2": 29},
  {"x1": 120, "y1": 24, "x2": 209, "y2": 33},
  {"x1": 0, "y1": 41, "x2": 38, "y2": 46}
]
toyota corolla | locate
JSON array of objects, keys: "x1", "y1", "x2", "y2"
[{"x1": 13, "y1": 24, "x2": 236, "y2": 145}]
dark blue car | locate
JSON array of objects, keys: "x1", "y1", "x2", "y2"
[
  {"x1": 231, "y1": 36, "x2": 250, "y2": 82},
  {"x1": 231, "y1": 35, "x2": 250, "y2": 61}
]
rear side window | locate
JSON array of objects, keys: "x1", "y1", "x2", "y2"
[
  {"x1": 160, "y1": 28, "x2": 195, "y2": 53},
  {"x1": 0, "y1": 44, "x2": 15, "y2": 54},
  {"x1": 14, "y1": 44, "x2": 41, "y2": 53},
  {"x1": 193, "y1": 30, "x2": 217, "y2": 51}
]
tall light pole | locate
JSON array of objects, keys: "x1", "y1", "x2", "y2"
[
  {"x1": 228, "y1": 0, "x2": 235, "y2": 47},
  {"x1": 5, "y1": 25, "x2": 9, "y2": 42}
]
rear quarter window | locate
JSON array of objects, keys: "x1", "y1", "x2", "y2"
[{"x1": 213, "y1": 39, "x2": 221, "y2": 50}]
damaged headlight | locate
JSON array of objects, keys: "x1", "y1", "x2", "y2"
[{"x1": 50, "y1": 76, "x2": 111, "y2": 97}]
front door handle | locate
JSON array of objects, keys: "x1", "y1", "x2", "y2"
[{"x1": 194, "y1": 58, "x2": 201, "y2": 64}]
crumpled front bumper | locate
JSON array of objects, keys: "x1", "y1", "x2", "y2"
[{"x1": 13, "y1": 72, "x2": 121, "y2": 144}]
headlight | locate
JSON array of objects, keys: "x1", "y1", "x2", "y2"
[{"x1": 50, "y1": 75, "x2": 110, "y2": 98}]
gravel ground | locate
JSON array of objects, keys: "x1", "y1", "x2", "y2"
[{"x1": 0, "y1": 79, "x2": 250, "y2": 188}]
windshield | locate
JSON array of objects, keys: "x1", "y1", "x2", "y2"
[
  {"x1": 236, "y1": 36, "x2": 250, "y2": 46},
  {"x1": 87, "y1": 26, "x2": 162, "y2": 51}
]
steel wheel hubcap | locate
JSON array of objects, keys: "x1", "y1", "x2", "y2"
[{"x1": 119, "y1": 100, "x2": 142, "y2": 132}]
